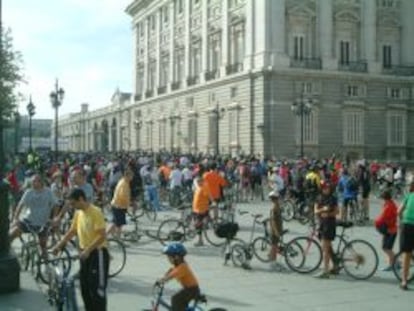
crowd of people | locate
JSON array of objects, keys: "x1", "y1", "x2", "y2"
[{"x1": 2, "y1": 150, "x2": 414, "y2": 309}]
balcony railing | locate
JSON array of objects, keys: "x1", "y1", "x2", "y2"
[
  {"x1": 290, "y1": 57, "x2": 322, "y2": 70},
  {"x1": 186, "y1": 75, "x2": 199, "y2": 86},
  {"x1": 382, "y1": 65, "x2": 414, "y2": 76},
  {"x1": 157, "y1": 86, "x2": 167, "y2": 95},
  {"x1": 205, "y1": 69, "x2": 220, "y2": 81},
  {"x1": 134, "y1": 94, "x2": 142, "y2": 102},
  {"x1": 226, "y1": 62, "x2": 243, "y2": 75},
  {"x1": 145, "y1": 89, "x2": 154, "y2": 98},
  {"x1": 171, "y1": 81, "x2": 181, "y2": 91},
  {"x1": 338, "y1": 61, "x2": 368, "y2": 73}
]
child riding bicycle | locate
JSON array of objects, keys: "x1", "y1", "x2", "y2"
[{"x1": 157, "y1": 243, "x2": 200, "y2": 311}]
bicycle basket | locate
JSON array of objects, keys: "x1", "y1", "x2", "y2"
[{"x1": 214, "y1": 222, "x2": 239, "y2": 239}]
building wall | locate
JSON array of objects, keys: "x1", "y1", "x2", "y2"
[{"x1": 56, "y1": 0, "x2": 414, "y2": 161}]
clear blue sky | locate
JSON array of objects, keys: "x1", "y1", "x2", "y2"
[{"x1": 3, "y1": 0, "x2": 133, "y2": 119}]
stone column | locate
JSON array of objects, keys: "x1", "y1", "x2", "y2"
[
  {"x1": 220, "y1": 0, "x2": 229, "y2": 76},
  {"x1": 401, "y1": 0, "x2": 414, "y2": 64},
  {"x1": 155, "y1": 10, "x2": 161, "y2": 90},
  {"x1": 270, "y1": 0, "x2": 288, "y2": 67},
  {"x1": 184, "y1": 0, "x2": 191, "y2": 86},
  {"x1": 201, "y1": 0, "x2": 208, "y2": 81},
  {"x1": 133, "y1": 24, "x2": 139, "y2": 94},
  {"x1": 169, "y1": 0, "x2": 175, "y2": 91},
  {"x1": 244, "y1": 0, "x2": 254, "y2": 71},
  {"x1": 318, "y1": 0, "x2": 336, "y2": 69},
  {"x1": 143, "y1": 18, "x2": 149, "y2": 96},
  {"x1": 363, "y1": 0, "x2": 380, "y2": 73}
]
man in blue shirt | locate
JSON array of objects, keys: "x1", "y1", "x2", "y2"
[{"x1": 337, "y1": 168, "x2": 358, "y2": 221}]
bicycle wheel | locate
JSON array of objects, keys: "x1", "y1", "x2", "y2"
[
  {"x1": 392, "y1": 251, "x2": 414, "y2": 283},
  {"x1": 38, "y1": 248, "x2": 72, "y2": 284},
  {"x1": 252, "y1": 237, "x2": 272, "y2": 263},
  {"x1": 341, "y1": 239, "x2": 379, "y2": 280},
  {"x1": 157, "y1": 219, "x2": 186, "y2": 245},
  {"x1": 204, "y1": 222, "x2": 226, "y2": 247},
  {"x1": 231, "y1": 243, "x2": 250, "y2": 268},
  {"x1": 281, "y1": 200, "x2": 294, "y2": 221},
  {"x1": 284, "y1": 237, "x2": 322, "y2": 274},
  {"x1": 108, "y1": 238, "x2": 126, "y2": 278}
]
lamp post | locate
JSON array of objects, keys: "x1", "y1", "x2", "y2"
[
  {"x1": 50, "y1": 79, "x2": 64, "y2": 162},
  {"x1": 26, "y1": 96, "x2": 35, "y2": 152},
  {"x1": 291, "y1": 95, "x2": 313, "y2": 159},
  {"x1": 13, "y1": 111, "x2": 20, "y2": 154},
  {"x1": 212, "y1": 102, "x2": 225, "y2": 156},
  {"x1": 134, "y1": 119, "x2": 142, "y2": 151}
]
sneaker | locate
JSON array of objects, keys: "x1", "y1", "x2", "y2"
[
  {"x1": 381, "y1": 265, "x2": 393, "y2": 272},
  {"x1": 314, "y1": 271, "x2": 331, "y2": 279},
  {"x1": 329, "y1": 267, "x2": 340, "y2": 275}
]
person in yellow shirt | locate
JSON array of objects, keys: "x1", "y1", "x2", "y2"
[
  {"x1": 107, "y1": 169, "x2": 134, "y2": 238},
  {"x1": 52, "y1": 188, "x2": 109, "y2": 311},
  {"x1": 158, "y1": 242, "x2": 200, "y2": 311},
  {"x1": 192, "y1": 177, "x2": 213, "y2": 246}
]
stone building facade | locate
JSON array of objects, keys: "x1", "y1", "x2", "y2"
[{"x1": 57, "y1": 0, "x2": 414, "y2": 160}]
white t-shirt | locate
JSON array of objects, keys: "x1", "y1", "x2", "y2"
[{"x1": 170, "y1": 169, "x2": 183, "y2": 188}]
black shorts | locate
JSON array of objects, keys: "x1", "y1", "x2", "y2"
[
  {"x1": 382, "y1": 233, "x2": 396, "y2": 250},
  {"x1": 111, "y1": 207, "x2": 126, "y2": 226},
  {"x1": 18, "y1": 219, "x2": 48, "y2": 238},
  {"x1": 400, "y1": 223, "x2": 414, "y2": 253},
  {"x1": 318, "y1": 218, "x2": 336, "y2": 241}
]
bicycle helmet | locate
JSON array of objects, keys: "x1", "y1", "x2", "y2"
[{"x1": 162, "y1": 242, "x2": 187, "y2": 257}]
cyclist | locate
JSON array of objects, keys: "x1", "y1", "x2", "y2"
[
  {"x1": 192, "y1": 177, "x2": 213, "y2": 247},
  {"x1": 106, "y1": 169, "x2": 134, "y2": 238},
  {"x1": 337, "y1": 168, "x2": 358, "y2": 221},
  {"x1": 398, "y1": 181, "x2": 414, "y2": 290},
  {"x1": 9, "y1": 174, "x2": 57, "y2": 257},
  {"x1": 157, "y1": 242, "x2": 200, "y2": 311},
  {"x1": 203, "y1": 162, "x2": 228, "y2": 218},
  {"x1": 374, "y1": 190, "x2": 397, "y2": 271},
  {"x1": 268, "y1": 191, "x2": 284, "y2": 270},
  {"x1": 314, "y1": 180, "x2": 339, "y2": 279},
  {"x1": 52, "y1": 188, "x2": 109, "y2": 311}
]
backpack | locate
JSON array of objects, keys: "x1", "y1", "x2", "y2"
[{"x1": 346, "y1": 176, "x2": 358, "y2": 192}]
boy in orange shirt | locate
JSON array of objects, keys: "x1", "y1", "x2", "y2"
[{"x1": 158, "y1": 243, "x2": 200, "y2": 311}]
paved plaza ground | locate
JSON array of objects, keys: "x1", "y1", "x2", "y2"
[{"x1": 0, "y1": 196, "x2": 413, "y2": 311}]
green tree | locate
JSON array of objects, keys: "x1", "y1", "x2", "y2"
[{"x1": 0, "y1": 27, "x2": 24, "y2": 175}]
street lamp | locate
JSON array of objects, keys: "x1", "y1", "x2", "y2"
[
  {"x1": 50, "y1": 79, "x2": 64, "y2": 161},
  {"x1": 291, "y1": 95, "x2": 313, "y2": 159},
  {"x1": 212, "y1": 102, "x2": 225, "y2": 156},
  {"x1": 26, "y1": 96, "x2": 35, "y2": 152},
  {"x1": 134, "y1": 119, "x2": 142, "y2": 151},
  {"x1": 13, "y1": 110, "x2": 20, "y2": 154}
]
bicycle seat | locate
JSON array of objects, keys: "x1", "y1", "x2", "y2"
[
  {"x1": 239, "y1": 210, "x2": 249, "y2": 216},
  {"x1": 336, "y1": 220, "x2": 353, "y2": 228},
  {"x1": 194, "y1": 293, "x2": 207, "y2": 304}
]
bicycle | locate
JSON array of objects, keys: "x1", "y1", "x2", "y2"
[
  {"x1": 18, "y1": 221, "x2": 72, "y2": 284},
  {"x1": 156, "y1": 208, "x2": 225, "y2": 247},
  {"x1": 142, "y1": 282, "x2": 227, "y2": 311},
  {"x1": 45, "y1": 255, "x2": 79, "y2": 311},
  {"x1": 230, "y1": 212, "x2": 302, "y2": 270},
  {"x1": 392, "y1": 250, "x2": 414, "y2": 283},
  {"x1": 346, "y1": 197, "x2": 367, "y2": 225},
  {"x1": 285, "y1": 221, "x2": 379, "y2": 280},
  {"x1": 281, "y1": 189, "x2": 311, "y2": 224}
]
